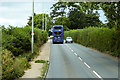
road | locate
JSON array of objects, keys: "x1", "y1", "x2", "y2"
[{"x1": 46, "y1": 40, "x2": 119, "y2": 80}]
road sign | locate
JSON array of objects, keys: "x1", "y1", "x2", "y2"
[{"x1": 31, "y1": 32, "x2": 34, "y2": 36}]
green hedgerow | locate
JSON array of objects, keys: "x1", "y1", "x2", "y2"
[
  {"x1": 2, "y1": 49, "x2": 15, "y2": 80},
  {"x1": 2, "y1": 25, "x2": 48, "y2": 80},
  {"x1": 64, "y1": 27, "x2": 119, "y2": 57}
]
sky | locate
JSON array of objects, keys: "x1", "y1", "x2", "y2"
[{"x1": 0, "y1": 0, "x2": 107, "y2": 28}]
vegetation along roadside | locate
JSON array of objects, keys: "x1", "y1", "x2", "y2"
[{"x1": 1, "y1": 25, "x2": 48, "y2": 80}]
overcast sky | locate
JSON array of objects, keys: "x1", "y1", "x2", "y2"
[{"x1": 0, "y1": 0, "x2": 107, "y2": 28}]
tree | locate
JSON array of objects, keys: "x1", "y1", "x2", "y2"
[
  {"x1": 54, "y1": 16, "x2": 70, "y2": 31},
  {"x1": 85, "y1": 13, "x2": 102, "y2": 27},
  {"x1": 68, "y1": 9, "x2": 86, "y2": 29},
  {"x1": 100, "y1": 2, "x2": 120, "y2": 55},
  {"x1": 46, "y1": 17, "x2": 54, "y2": 32},
  {"x1": 27, "y1": 13, "x2": 43, "y2": 29},
  {"x1": 50, "y1": 2, "x2": 67, "y2": 18},
  {"x1": 27, "y1": 13, "x2": 52, "y2": 31},
  {"x1": 50, "y1": 2, "x2": 102, "y2": 29},
  {"x1": 68, "y1": 9, "x2": 101, "y2": 29},
  {"x1": 78, "y1": 2, "x2": 100, "y2": 14},
  {"x1": 100, "y1": 2, "x2": 120, "y2": 29},
  {"x1": 50, "y1": 2, "x2": 100, "y2": 18}
]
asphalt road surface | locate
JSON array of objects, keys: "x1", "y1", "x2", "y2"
[{"x1": 46, "y1": 40, "x2": 119, "y2": 80}]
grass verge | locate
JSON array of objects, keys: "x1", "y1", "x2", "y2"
[
  {"x1": 35, "y1": 60, "x2": 46, "y2": 63},
  {"x1": 39, "y1": 60, "x2": 49, "y2": 79}
]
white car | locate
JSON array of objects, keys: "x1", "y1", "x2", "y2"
[
  {"x1": 49, "y1": 35, "x2": 53, "y2": 39},
  {"x1": 65, "y1": 37, "x2": 73, "y2": 43}
]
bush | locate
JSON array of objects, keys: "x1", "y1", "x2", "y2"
[
  {"x1": 2, "y1": 49, "x2": 15, "y2": 80},
  {"x1": 2, "y1": 26, "x2": 48, "y2": 80},
  {"x1": 2, "y1": 49, "x2": 30, "y2": 80},
  {"x1": 2, "y1": 26, "x2": 48, "y2": 56},
  {"x1": 2, "y1": 27, "x2": 31, "y2": 56},
  {"x1": 64, "y1": 27, "x2": 119, "y2": 57},
  {"x1": 12, "y1": 57, "x2": 27, "y2": 78},
  {"x1": 34, "y1": 28, "x2": 48, "y2": 47}
]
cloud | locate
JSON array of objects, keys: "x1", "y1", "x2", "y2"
[
  {"x1": 0, "y1": 1, "x2": 55, "y2": 27},
  {"x1": 0, "y1": 0, "x2": 58, "y2": 2},
  {"x1": 0, "y1": 17, "x2": 28, "y2": 27},
  {"x1": 0, "y1": 18, "x2": 17, "y2": 25},
  {"x1": 0, "y1": 2, "x2": 32, "y2": 13}
]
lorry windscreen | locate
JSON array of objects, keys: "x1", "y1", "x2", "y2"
[
  {"x1": 54, "y1": 27, "x2": 62, "y2": 29},
  {"x1": 54, "y1": 32, "x2": 62, "y2": 35}
]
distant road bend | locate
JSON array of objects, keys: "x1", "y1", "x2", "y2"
[{"x1": 46, "y1": 40, "x2": 118, "y2": 80}]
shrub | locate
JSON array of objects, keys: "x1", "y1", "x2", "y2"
[
  {"x1": 2, "y1": 49, "x2": 31, "y2": 80},
  {"x1": 12, "y1": 57, "x2": 27, "y2": 78},
  {"x1": 2, "y1": 49, "x2": 15, "y2": 80},
  {"x1": 2, "y1": 27, "x2": 31, "y2": 56},
  {"x1": 2, "y1": 26, "x2": 48, "y2": 80},
  {"x1": 2, "y1": 26, "x2": 48, "y2": 56}
]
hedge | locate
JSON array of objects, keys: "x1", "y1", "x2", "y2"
[
  {"x1": 2, "y1": 26, "x2": 47, "y2": 56},
  {"x1": 2, "y1": 26, "x2": 48, "y2": 80},
  {"x1": 64, "y1": 27, "x2": 119, "y2": 57}
]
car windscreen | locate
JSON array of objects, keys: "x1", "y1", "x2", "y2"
[
  {"x1": 54, "y1": 32, "x2": 62, "y2": 35},
  {"x1": 66, "y1": 37, "x2": 72, "y2": 39}
]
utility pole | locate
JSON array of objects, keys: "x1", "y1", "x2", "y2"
[
  {"x1": 31, "y1": 0, "x2": 34, "y2": 53},
  {"x1": 42, "y1": 2, "x2": 44, "y2": 30},
  {"x1": 42, "y1": 13, "x2": 44, "y2": 30},
  {"x1": 45, "y1": 11, "x2": 48, "y2": 31},
  {"x1": 45, "y1": 13, "x2": 46, "y2": 31}
]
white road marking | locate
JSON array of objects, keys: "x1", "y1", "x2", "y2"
[
  {"x1": 67, "y1": 45, "x2": 74, "y2": 53},
  {"x1": 71, "y1": 50, "x2": 74, "y2": 52},
  {"x1": 66, "y1": 45, "x2": 103, "y2": 80},
  {"x1": 74, "y1": 53, "x2": 77, "y2": 56},
  {"x1": 93, "y1": 70, "x2": 103, "y2": 79},
  {"x1": 84, "y1": 62, "x2": 90, "y2": 69},
  {"x1": 78, "y1": 57, "x2": 82, "y2": 61}
]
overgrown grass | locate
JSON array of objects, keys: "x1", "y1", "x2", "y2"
[
  {"x1": 40, "y1": 61, "x2": 49, "y2": 79},
  {"x1": 2, "y1": 49, "x2": 15, "y2": 80},
  {"x1": 35, "y1": 60, "x2": 49, "y2": 79},
  {"x1": 35, "y1": 60, "x2": 46, "y2": 63},
  {"x1": 64, "y1": 27, "x2": 119, "y2": 57}
]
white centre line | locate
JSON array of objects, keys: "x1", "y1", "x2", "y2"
[
  {"x1": 93, "y1": 70, "x2": 103, "y2": 79},
  {"x1": 78, "y1": 57, "x2": 82, "y2": 61},
  {"x1": 84, "y1": 62, "x2": 90, "y2": 69},
  {"x1": 66, "y1": 45, "x2": 103, "y2": 80},
  {"x1": 74, "y1": 53, "x2": 77, "y2": 56},
  {"x1": 71, "y1": 50, "x2": 74, "y2": 52}
]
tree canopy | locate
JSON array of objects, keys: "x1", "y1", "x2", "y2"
[
  {"x1": 26, "y1": 13, "x2": 53, "y2": 32},
  {"x1": 68, "y1": 9, "x2": 102, "y2": 29},
  {"x1": 50, "y1": 2, "x2": 102, "y2": 29},
  {"x1": 54, "y1": 16, "x2": 70, "y2": 31},
  {"x1": 100, "y1": 2, "x2": 120, "y2": 30},
  {"x1": 27, "y1": 13, "x2": 42, "y2": 29}
]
